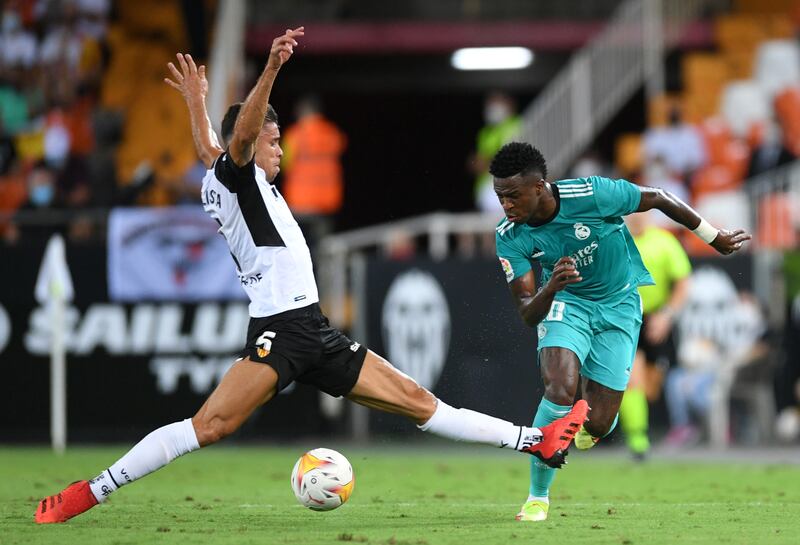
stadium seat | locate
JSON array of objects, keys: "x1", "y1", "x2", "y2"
[
  {"x1": 723, "y1": 48, "x2": 755, "y2": 80},
  {"x1": 720, "y1": 80, "x2": 770, "y2": 138},
  {"x1": 715, "y1": 15, "x2": 768, "y2": 53},
  {"x1": 614, "y1": 133, "x2": 643, "y2": 177},
  {"x1": 682, "y1": 53, "x2": 730, "y2": 96},
  {"x1": 754, "y1": 40, "x2": 800, "y2": 100},
  {"x1": 775, "y1": 86, "x2": 800, "y2": 155},
  {"x1": 647, "y1": 94, "x2": 680, "y2": 128}
]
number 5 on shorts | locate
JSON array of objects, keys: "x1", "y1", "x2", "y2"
[{"x1": 546, "y1": 301, "x2": 566, "y2": 321}]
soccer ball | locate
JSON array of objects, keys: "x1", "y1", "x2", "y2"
[{"x1": 290, "y1": 448, "x2": 354, "y2": 511}]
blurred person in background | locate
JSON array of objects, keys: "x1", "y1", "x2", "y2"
[
  {"x1": 461, "y1": 91, "x2": 521, "y2": 257},
  {"x1": 11, "y1": 161, "x2": 61, "y2": 243},
  {"x1": 621, "y1": 210, "x2": 691, "y2": 460},
  {"x1": 643, "y1": 105, "x2": 706, "y2": 185},
  {"x1": 281, "y1": 93, "x2": 347, "y2": 244},
  {"x1": 665, "y1": 270, "x2": 768, "y2": 447},
  {"x1": 33, "y1": 28, "x2": 589, "y2": 525},
  {"x1": 746, "y1": 118, "x2": 795, "y2": 179},
  {"x1": 491, "y1": 142, "x2": 749, "y2": 522},
  {"x1": 470, "y1": 91, "x2": 521, "y2": 215}
]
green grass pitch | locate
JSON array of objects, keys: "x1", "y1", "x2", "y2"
[{"x1": 2, "y1": 444, "x2": 799, "y2": 544}]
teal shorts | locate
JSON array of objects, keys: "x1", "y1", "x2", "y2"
[{"x1": 536, "y1": 289, "x2": 643, "y2": 391}]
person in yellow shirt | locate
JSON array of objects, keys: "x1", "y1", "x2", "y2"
[{"x1": 622, "y1": 211, "x2": 691, "y2": 459}]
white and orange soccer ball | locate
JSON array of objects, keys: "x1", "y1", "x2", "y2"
[{"x1": 290, "y1": 448, "x2": 354, "y2": 511}]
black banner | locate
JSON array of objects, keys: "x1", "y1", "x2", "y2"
[
  {"x1": 0, "y1": 241, "x2": 327, "y2": 442},
  {"x1": 363, "y1": 258, "x2": 543, "y2": 434}
]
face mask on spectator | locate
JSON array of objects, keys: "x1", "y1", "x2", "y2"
[
  {"x1": 30, "y1": 184, "x2": 54, "y2": 207},
  {"x1": 484, "y1": 102, "x2": 512, "y2": 125}
]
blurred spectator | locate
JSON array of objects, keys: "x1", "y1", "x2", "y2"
[
  {"x1": 469, "y1": 91, "x2": 521, "y2": 214},
  {"x1": 746, "y1": 119, "x2": 795, "y2": 179},
  {"x1": 0, "y1": 78, "x2": 33, "y2": 135},
  {"x1": 282, "y1": 94, "x2": 347, "y2": 240},
  {"x1": 0, "y1": 160, "x2": 27, "y2": 240},
  {"x1": 382, "y1": 228, "x2": 416, "y2": 261},
  {"x1": 622, "y1": 210, "x2": 691, "y2": 459},
  {"x1": 0, "y1": 6, "x2": 38, "y2": 71},
  {"x1": 569, "y1": 150, "x2": 612, "y2": 179},
  {"x1": 12, "y1": 161, "x2": 62, "y2": 243},
  {"x1": 665, "y1": 268, "x2": 769, "y2": 447},
  {"x1": 643, "y1": 105, "x2": 706, "y2": 183},
  {"x1": 0, "y1": 118, "x2": 17, "y2": 175},
  {"x1": 640, "y1": 157, "x2": 690, "y2": 229}
]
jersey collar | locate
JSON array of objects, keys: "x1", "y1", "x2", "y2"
[{"x1": 527, "y1": 183, "x2": 561, "y2": 227}]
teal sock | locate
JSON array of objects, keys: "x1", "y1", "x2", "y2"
[
  {"x1": 605, "y1": 412, "x2": 619, "y2": 437},
  {"x1": 529, "y1": 398, "x2": 573, "y2": 497}
]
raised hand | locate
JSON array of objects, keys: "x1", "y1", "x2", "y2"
[
  {"x1": 267, "y1": 27, "x2": 304, "y2": 71},
  {"x1": 710, "y1": 228, "x2": 752, "y2": 255},
  {"x1": 164, "y1": 53, "x2": 208, "y2": 103},
  {"x1": 545, "y1": 257, "x2": 582, "y2": 294}
]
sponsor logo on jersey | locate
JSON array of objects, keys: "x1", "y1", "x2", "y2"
[
  {"x1": 574, "y1": 222, "x2": 591, "y2": 240},
  {"x1": 499, "y1": 257, "x2": 514, "y2": 282},
  {"x1": 570, "y1": 241, "x2": 599, "y2": 267}
]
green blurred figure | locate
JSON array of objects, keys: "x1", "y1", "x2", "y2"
[
  {"x1": 471, "y1": 92, "x2": 521, "y2": 214},
  {"x1": 622, "y1": 211, "x2": 691, "y2": 459}
]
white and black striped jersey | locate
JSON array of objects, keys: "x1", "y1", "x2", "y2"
[{"x1": 201, "y1": 151, "x2": 319, "y2": 317}]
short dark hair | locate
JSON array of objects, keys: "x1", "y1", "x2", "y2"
[
  {"x1": 489, "y1": 142, "x2": 548, "y2": 180},
  {"x1": 220, "y1": 103, "x2": 280, "y2": 146}
]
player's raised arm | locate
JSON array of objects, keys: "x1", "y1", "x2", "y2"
[
  {"x1": 165, "y1": 53, "x2": 224, "y2": 168},
  {"x1": 228, "y1": 27, "x2": 304, "y2": 167},
  {"x1": 636, "y1": 186, "x2": 751, "y2": 255},
  {"x1": 508, "y1": 257, "x2": 582, "y2": 328}
]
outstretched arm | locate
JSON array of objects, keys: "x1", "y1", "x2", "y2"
[
  {"x1": 228, "y1": 27, "x2": 304, "y2": 167},
  {"x1": 636, "y1": 186, "x2": 751, "y2": 255},
  {"x1": 165, "y1": 53, "x2": 223, "y2": 169}
]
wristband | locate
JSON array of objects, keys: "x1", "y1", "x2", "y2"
[{"x1": 692, "y1": 218, "x2": 719, "y2": 244}]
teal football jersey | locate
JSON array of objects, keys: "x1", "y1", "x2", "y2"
[{"x1": 495, "y1": 176, "x2": 654, "y2": 302}]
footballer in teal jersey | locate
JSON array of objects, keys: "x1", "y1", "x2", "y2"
[{"x1": 490, "y1": 143, "x2": 751, "y2": 523}]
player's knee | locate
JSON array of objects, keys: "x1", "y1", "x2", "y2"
[
  {"x1": 404, "y1": 384, "x2": 437, "y2": 424},
  {"x1": 584, "y1": 414, "x2": 614, "y2": 438},
  {"x1": 193, "y1": 415, "x2": 238, "y2": 446},
  {"x1": 543, "y1": 384, "x2": 575, "y2": 407}
]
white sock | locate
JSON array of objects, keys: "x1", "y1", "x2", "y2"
[
  {"x1": 418, "y1": 399, "x2": 543, "y2": 451},
  {"x1": 527, "y1": 495, "x2": 549, "y2": 504},
  {"x1": 89, "y1": 418, "x2": 200, "y2": 503}
]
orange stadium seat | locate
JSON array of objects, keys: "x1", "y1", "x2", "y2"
[
  {"x1": 615, "y1": 134, "x2": 643, "y2": 177},
  {"x1": 647, "y1": 94, "x2": 681, "y2": 127},
  {"x1": 715, "y1": 15, "x2": 768, "y2": 52},
  {"x1": 723, "y1": 48, "x2": 756, "y2": 80},
  {"x1": 682, "y1": 53, "x2": 730, "y2": 95},
  {"x1": 775, "y1": 86, "x2": 800, "y2": 155},
  {"x1": 734, "y1": 0, "x2": 799, "y2": 15}
]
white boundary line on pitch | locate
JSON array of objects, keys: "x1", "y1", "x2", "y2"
[{"x1": 238, "y1": 501, "x2": 799, "y2": 509}]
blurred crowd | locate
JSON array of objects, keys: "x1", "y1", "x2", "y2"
[{"x1": 0, "y1": 0, "x2": 112, "y2": 244}]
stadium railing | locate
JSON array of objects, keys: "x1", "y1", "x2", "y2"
[{"x1": 517, "y1": 0, "x2": 724, "y2": 178}]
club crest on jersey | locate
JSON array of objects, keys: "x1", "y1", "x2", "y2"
[
  {"x1": 574, "y1": 222, "x2": 591, "y2": 240},
  {"x1": 537, "y1": 323, "x2": 547, "y2": 340},
  {"x1": 499, "y1": 257, "x2": 514, "y2": 282}
]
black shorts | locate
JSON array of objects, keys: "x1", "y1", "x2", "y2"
[
  {"x1": 637, "y1": 313, "x2": 677, "y2": 369},
  {"x1": 239, "y1": 303, "x2": 368, "y2": 397}
]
